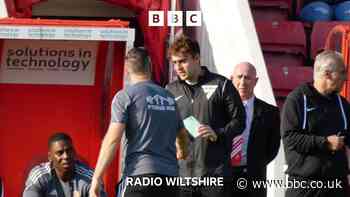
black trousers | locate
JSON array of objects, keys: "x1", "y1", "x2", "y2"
[{"x1": 285, "y1": 176, "x2": 348, "y2": 197}]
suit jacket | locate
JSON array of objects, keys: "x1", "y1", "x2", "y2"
[
  {"x1": 246, "y1": 98, "x2": 281, "y2": 179},
  {"x1": 230, "y1": 99, "x2": 280, "y2": 197}
]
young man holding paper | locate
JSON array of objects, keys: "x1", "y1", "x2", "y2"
[{"x1": 166, "y1": 35, "x2": 246, "y2": 197}]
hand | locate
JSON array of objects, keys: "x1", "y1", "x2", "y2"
[
  {"x1": 326, "y1": 134, "x2": 345, "y2": 151},
  {"x1": 176, "y1": 128, "x2": 189, "y2": 160},
  {"x1": 89, "y1": 178, "x2": 100, "y2": 197},
  {"x1": 73, "y1": 191, "x2": 81, "y2": 197},
  {"x1": 197, "y1": 124, "x2": 217, "y2": 142},
  {"x1": 176, "y1": 149, "x2": 188, "y2": 160}
]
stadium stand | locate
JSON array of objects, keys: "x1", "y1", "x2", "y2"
[
  {"x1": 249, "y1": 0, "x2": 293, "y2": 21},
  {"x1": 267, "y1": 66, "x2": 313, "y2": 108},
  {"x1": 311, "y1": 21, "x2": 350, "y2": 59},
  {"x1": 255, "y1": 21, "x2": 307, "y2": 69},
  {"x1": 250, "y1": 1, "x2": 318, "y2": 107}
]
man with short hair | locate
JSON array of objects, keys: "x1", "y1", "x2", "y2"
[
  {"x1": 23, "y1": 132, "x2": 106, "y2": 197},
  {"x1": 229, "y1": 62, "x2": 280, "y2": 197},
  {"x1": 89, "y1": 47, "x2": 188, "y2": 197},
  {"x1": 282, "y1": 50, "x2": 350, "y2": 197},
  {"x1": 166, "y1": 35, "x2": 246, "y2": 197}
]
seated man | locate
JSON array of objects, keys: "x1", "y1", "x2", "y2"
[{"x1": 23, "y1": 132, "x2": 106, "y2": 197}]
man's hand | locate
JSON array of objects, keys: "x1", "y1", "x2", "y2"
[
  {"x1": 89, "y1": 178, "x2": 100, "y2": 197},
  {"x1": 176, "y1": 148, "x2": 187, "y2": 160},
  {"x1": 73, "y1": 191, "x2": 81, "y2": 197},
  {"x1": 176, "y1": 128, "x2": 189, "y2": 160},
  {"x1": 326, "y1": 134, "x2": 345, "y2": 151},
  {"x1": 198, "y1": 124, "x2": 217, "y2": 142}
]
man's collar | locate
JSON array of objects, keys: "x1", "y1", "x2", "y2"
[
  {"x1": 179, "y1": 66, "x2": 210, "y2": 84},
  {"x1": 307, "y1": 83, "x2": 336, "y2": 100},
  {"x1": 243, "y1": 96, "x2": 255, "y2": 106}
]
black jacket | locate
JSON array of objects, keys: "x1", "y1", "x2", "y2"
[
  {"x1": 246, "y1": 98, "x2": 280, "y2": 179},
  {"x1": 166, "y1": 67, "x2": 246, "y2": 177},
  {"x1": 281, "y1": 83, "x2": 350, "y2": 179}
]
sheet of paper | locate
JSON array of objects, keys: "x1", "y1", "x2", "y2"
[{"x1": 183, "y1": 116, "x2": 200, "y2": 138}]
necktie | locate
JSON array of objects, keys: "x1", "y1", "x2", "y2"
[
  {"x1": 230, "y1": 134, "x2": 243, "y2": 166},
  {"x1": 230, "y1": 104, "x2": 247, "y2": 166}
]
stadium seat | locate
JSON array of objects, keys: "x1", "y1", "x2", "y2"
[
  {"x1": 335, "y1": 1, "x2": 350, "y2": 21},
  {"x1": 311, "y1": 21, "x2": 350, "y2": 59},
  {"x1": 255, "y1": 21, "x2": 307, "y2": 68},
  {"x1": 249, "y1": 0, "x2": 292, "y2": 21},
  {"x1": 267, "y1": 65, "x2": 313, "y2": 108},
  {"x1": 299, "y1": 1, "x2": 332, "y2": 22}
]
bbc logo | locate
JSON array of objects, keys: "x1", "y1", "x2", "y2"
[{"x1": 149, "y1": 11, "x2": 202, "y2": 27}]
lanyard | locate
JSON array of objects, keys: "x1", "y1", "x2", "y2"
[{"x1": 302, "y1": 94, "x2": 347, "y2": 130}]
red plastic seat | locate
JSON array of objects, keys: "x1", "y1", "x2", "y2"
[
  {"x1": 267, "y1": 65, "x2": 313, "y2": 108},
  {"x1": 249, "y1": 0, "x2": 293, "y2": 21},
  {"x1": 268, "y1": 65, "x2": 313, "y2": 97},
  {"x1": 256, "y1": 21, "x2": 307, "y2": 68},
  {"x1": 263, "y1": 52, "x2": 305, "y2": 68},
  {"x1": 311, "y1": 21, "x2": 350, "y2": 59}
]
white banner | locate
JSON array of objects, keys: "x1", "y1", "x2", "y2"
[
  {"x1": 0, "y1": 40, "x2": 98, "y2": 85},
  {"x1": 0, "y1": 26, "x2": 135, "y2": 41}
]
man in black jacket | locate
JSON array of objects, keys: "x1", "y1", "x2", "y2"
[
  {"x1": 282, "y1": 50, "x2": 350, "y2": 197},
  {"x1": 166, "y1": 35, "x2": 246, "y2": 197},
  {"x1": 229, "y1": 62, "x2": 280, "y2": 197}
]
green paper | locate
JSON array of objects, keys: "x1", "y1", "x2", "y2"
[{"x1": 183, "y1": 116, "x2": 200, "y2": 138}]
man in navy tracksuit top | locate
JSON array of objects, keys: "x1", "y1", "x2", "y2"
[
  {"x1": 282, "y1": 50, "x2": 350, "y2": 197},
  {"x1": 166, "y1": 35, "x2": 246, "y2": 197}
]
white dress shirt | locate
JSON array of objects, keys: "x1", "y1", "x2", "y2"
[{"x1": 241, "y1": 96, "x2": 255, "y2": 166}]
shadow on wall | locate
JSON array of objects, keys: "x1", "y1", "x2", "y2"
[
  {"x1": 185, "y1": 20, "x2": 218, "y2": 74},
  {"x1": 182, "y1": 0, "x2": 218, "y2": 74}
]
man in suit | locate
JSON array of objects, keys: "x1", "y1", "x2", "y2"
[{"x1": 229, "y1": 62, "x2": 281, "y2": 197}]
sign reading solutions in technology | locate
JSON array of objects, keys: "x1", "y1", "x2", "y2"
[
  {"x1": 0, "y1": 40, "x2": 98, "y2": 86},
  {"x1": 148, "y1": 11, "x2": 202, "y2": 26}
]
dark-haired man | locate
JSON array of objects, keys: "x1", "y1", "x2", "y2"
[
  {"x1": 89, "y1": 47, "x2": 188, "y2": 197},
  {"x1": 166, "y1": 35, "x2": 246, "y2": 197},
  {"x1": 23, "y1": 132, "x2": 106, "y2": 197}
]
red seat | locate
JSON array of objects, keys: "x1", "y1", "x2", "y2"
[
  {"x1": 249, "y1": 0, "x2": 293, "y2": 21},
  {"x1": 311, "y1": 21, "x2": 350, "y2": 59},
  {"x1": 267, "y1": 65, "x2": 313, "y2": 108},
  {"x1": 256, "y1": 21, "x2": 306, "y2": 68},
  {"x1": 268, "y1": 65, "x2": 313, "y2": 97}
]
